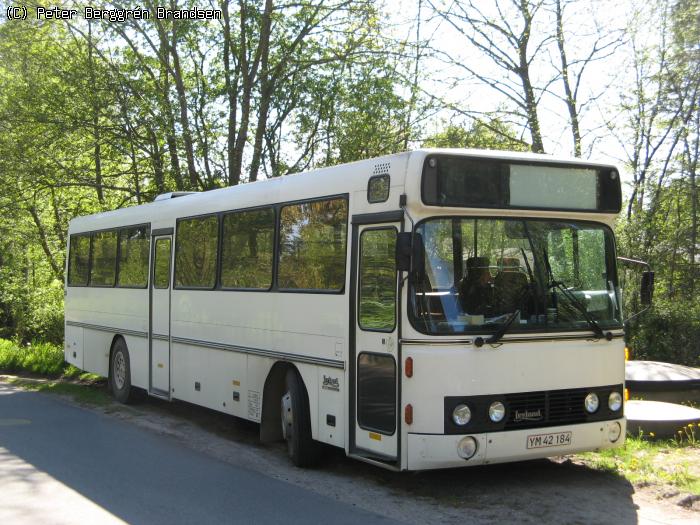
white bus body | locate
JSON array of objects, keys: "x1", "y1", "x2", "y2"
[{"x1": 65, "y1": 149, "x2": 628, "y2": 470}]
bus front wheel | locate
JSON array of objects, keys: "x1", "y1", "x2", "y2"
[
  {"x1": 109, "y1": 338, "x2": 137, "y2": 404},
  {"x1": 281, "y1": 368, "x2": 318, "y2": 467}
]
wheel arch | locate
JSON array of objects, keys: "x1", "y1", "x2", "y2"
[
  {"x1": 108, "y1": 334, "x2": 126, "y2": 378},
  {"x1": 260, "y1": 361, "x2": 317, "y2": 443}
]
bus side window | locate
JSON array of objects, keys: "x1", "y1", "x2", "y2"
[
  {"x1": 359, "y1": 228, "x2": 397, "y2": 331},
  {"x1": 117, "y1": 226, "x2": 149, "y2": 288},
  {"x1": 154, "y1": 239, "x2": 171, "y2": 289},
  {"x1": 278, "y1": 197, "x2": 348, "y2": 291},
  {"x1": 67, "y1": 234, "x2": 91, "y2": 286},
  {"x1": 175, "y1": 216, "x2": 219, "y2": 289},
  {"x1": 221, "y1": 208, "x2": 274, "y2": 289},
  {"x1": 90, "y1": 231, "x2": 118, "y2": 287}
]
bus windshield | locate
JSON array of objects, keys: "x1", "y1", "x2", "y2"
[{"x1": 409, "y1": 217, "x2": 621, "y2": 335}]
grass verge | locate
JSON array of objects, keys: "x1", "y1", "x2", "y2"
[
  {"x1": 0, "y1": 338, "x2": 82, "y2": 378},
  {"x1": 6, "y1": 376, "x2": 111, "y2": 406},
  {"x1": 575, "y1": 433, "x2": 700, "y2": 497},
  {"x1": 1, "y1": 337, "x2": 107, "y2": 406}
]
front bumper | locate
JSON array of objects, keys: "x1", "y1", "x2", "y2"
[{"x1": 406, "y1": 418, "x2": 626, "y2": 470}]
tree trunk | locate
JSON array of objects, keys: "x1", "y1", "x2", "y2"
[
  {"x1": 554, "y1": 0, "x2": 581, "y2": 157},
  {"x1": 517, "y1": 1, "x2": 545, "y2": 153},
  {"x1": 248, "y1": 0, "x2": 274, "y2": 183},
  {"x1": 168, "y1": 4, "x2": 199, "y2": 189},
  {"x1": 87, "y1": 22, "x2": 104, "y2": 203},
  {"x1": 28, "y1": 205, "x2": 62, "y2": 280}
]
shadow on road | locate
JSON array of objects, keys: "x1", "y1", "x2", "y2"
[
  {"x1": 0, "y1": 381, "x2": 642, "y2": 524},
  {"x1": 129, "y1": 385, "x2": 641, "y2": 524}
]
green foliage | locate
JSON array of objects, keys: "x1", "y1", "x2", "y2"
[
  {"x1": 423, "y1": 120, "x2": 530, "y2": 151},
  {"x1": 0, "y1": 338, "x2": 76, "y2": 376},
  {"x1": 627, "y1": 300, "x2": 700, "y2": 367}
]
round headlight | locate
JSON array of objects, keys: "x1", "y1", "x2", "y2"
[
  {"x1": 457, "y1": 436, "x2": 478, "y2": 459},
  {"x1": 608, "y1": 391, "x2": 622, "y2": 411},
  {"x1": 452, "y1": 404, "x2": 471, "y2": 426},
  {"x1": 608, "y1": 422, "x2": 622, "y2": 443},
  {"x1": 489, "y1": 401, "x2": 506, "y2": 423},
  {"x1": 584, "y1": 393, "x2": 599, "y2": 414}
]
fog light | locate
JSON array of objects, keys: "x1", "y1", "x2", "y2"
[
  {"x1": 489, "y1": 401, "x2": 506, "y2": 422},
  {"x1": 584, "y1": 393, "x2": 599, "y2": 414},
  {"x1": 608, "y1": 422, "x2": 622, "y2": 442},
  {"x1": 452, "y1": 404, "x2": 471, "y2": 426},
  {"x1": 457, "y1": 436, "x2": 477, "y2": 459},
  {"x1": 608, "y1": 391, "x2": 622, "y2": 411}
]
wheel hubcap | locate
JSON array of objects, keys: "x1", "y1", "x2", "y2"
[
  {"x1": 281, "y1": 391, "x2": 293, "y2": 441},
  {"x1": 114, "y1": 352, "x2": 126, "y2": 390}
]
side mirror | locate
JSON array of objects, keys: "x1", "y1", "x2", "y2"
[
  {"x1": 641, "y1": 271, "x2": 654, "y2": 306},
  {"x1": 395, "y1": 232, "x2": 425, "y2": 279}
]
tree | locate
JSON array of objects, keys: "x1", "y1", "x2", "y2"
[
  {"x1": 423, "y1": 119, "x2": 530, "y2": 151},
  {"x1": 428, "y1": 0, "x2": 549, "y2": 153}
]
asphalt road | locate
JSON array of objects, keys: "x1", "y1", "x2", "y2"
[{"x1": 0, "y1": 383, "x2": 396, "y2": 525}]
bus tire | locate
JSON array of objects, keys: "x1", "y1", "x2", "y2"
[
  {"x1": 109, "y1": 338, "x2": 137, "y2": 404},
  {"x1": 281, "y1": 368, "x2": 318, "y2": 467}
]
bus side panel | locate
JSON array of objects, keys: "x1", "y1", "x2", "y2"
[
  {"x1": 64, "y1": 324, "x2": 83, "y2": 369},
  {"x1": 127, "y1": 335, "x2": 149, "y2": 390},
  {"x1": 295, "y1": 363, "x2": 319, "y2": 442},
  {"x1": 172, "y1": 342, "x2": 208, "y2": 407},
  {"x1": 83, "y1": 328, "x2": 111, "y2": 377},
  {"x1": 316, "y1": 366, "x2": 344, "y2": 448},
  {"x1": 209, "y1": 348, "x2": 247, "y2": 417},
  {"x1": 246, "y1": 354, "x2": 273, "y2": 423}
]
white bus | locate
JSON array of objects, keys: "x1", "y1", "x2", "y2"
[{"x1": 64, "y1": 149, "x2": 652, "y2": 470}]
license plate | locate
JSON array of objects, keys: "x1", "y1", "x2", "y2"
[{"x1": 526, "y1": 431, "x2": 572, "y2": 449}]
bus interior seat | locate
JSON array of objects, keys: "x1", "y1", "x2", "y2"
[
  {"x1": 494, "y1": 257, "x2": 529, "y2": 314},
  {"x1": 459, "y1": 256, "x2": 492, "y2": 314}
]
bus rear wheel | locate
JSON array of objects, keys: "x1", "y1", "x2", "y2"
[
  {"x1": 281, "y1": 368, "x2": 319, "y2": 467},
  {"x1": 109, "y1": 338, "x2": 137, "y2": 404}
]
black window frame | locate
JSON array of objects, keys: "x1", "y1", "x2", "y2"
[
  {"x1": 276, "y1": 194, "x2": 349, "y2": 295},
  {"x1": 421, "y1": 155, "x2": 622, "y2": 214},
  {"x1": 407, "y1": 215, "x2": 623, "y2": 336},
  {"x1": 219, "y1": 205, "x2": 276, "y2": 292},
  {"x1": 367, "y1": 174, "x2": 390, "y2": 204},
  {"x1": 67, "y1": 233, "x2": 92, "y2": 287},
  {"x1": 357, "y1": 226, "x2": 398, "y2": 333},
  {"x1": 67, "y1": 223, "x2": 152, "y2": 289},
  {"x1": 153, "y1": 237, "x2": 172, "y2": 290},
  {"x1": 173, "y1": 213, "x2": 221, "y2": 291},
  {"x1": 89, "y1": 229, "x2": 119, "y2": 288},
  {"x1": 116, "y1": 223, "x2": 151, "y2": 289},
  {"x1": 356, "y1": 351, "x2": 397, "y2": 436}
]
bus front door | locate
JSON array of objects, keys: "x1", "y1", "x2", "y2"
[
  {"x1": 352, "y1": 223, "x2": 399, "y2": 463},
  {"x1": 149, "y1": 234, "x2": 172, "y2": 397}
]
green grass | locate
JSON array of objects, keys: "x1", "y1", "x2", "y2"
[
  {"x1": 7, "y1": 377, "x2": 110, "y2": 406},
  {"x1": 576, "y1": 432, "x2": 700, "y2": 495},
  {"x1": 0, "y1": 338, "x2": 83, "y2": 377}
]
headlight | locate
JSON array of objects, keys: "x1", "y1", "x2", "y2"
[
  {"x1": 452, "y1": 404, "x2": 471, "y2": 426},
  {"x1": 584, "y1": 393, "x2": 599, "y2": 414},
  {"x1": 457, "y1": 436, "x2": 478, "y2": 459},
  {"x1": 489, "y1": 401, "x2": 506, "y2": 422},
  {"x1": 608, "y1": 391, "x2": 622, "y2": 411}
]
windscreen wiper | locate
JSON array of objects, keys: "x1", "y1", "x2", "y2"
[
  {"x1": 475, "y1": 309, "x2": 521, "y2": 347},
  {"x1": 539, "y1": 244, "x2": 605, "y2": 339},
  {"x1": 551, "y1": 280, "x2": 607, "y2": 340}
]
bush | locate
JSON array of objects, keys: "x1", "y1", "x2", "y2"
[
  {"x1": 627, "y1": 300, "x2": 700, "y2": 367},
  {"x1": 0, "y1": 338, "x2": 75, "y2": 376}
]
